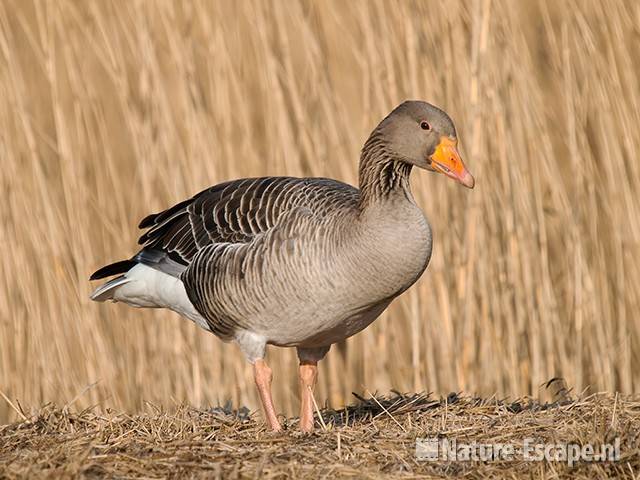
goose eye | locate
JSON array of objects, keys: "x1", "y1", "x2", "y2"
[{"x1": 420, "y1": 121, "x2": 431, "y2": 130}]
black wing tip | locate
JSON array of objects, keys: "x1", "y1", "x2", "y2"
[
  {"x1": 90, "y1": 259, "x2": 136, "y2": 280},
  {"x1": 138, "y1": 214, "x2": 157, "y2": 229}
]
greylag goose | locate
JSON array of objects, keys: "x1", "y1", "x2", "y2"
[{"x1": 90, "y1": 101, "x2": 474, "y2": 432}]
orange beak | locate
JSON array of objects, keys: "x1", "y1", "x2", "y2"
[{"x1": 429, "y1": 137, "x2": 475, "y2": 189}]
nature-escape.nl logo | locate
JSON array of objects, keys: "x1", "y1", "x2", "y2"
[{"x1": 416, "y1": 437, "x2": 621, "y2": 466}]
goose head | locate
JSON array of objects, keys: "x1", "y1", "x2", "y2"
[{"x1": 377, "y1": 100, "x2": 475, "y2": 188}]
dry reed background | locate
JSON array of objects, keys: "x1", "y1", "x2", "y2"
[{"x1": 0, "y1": 0, "x2": 639, "y2": 424}]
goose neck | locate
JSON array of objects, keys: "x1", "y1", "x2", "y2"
[{"x1": 357, "y1": 134, "x2": 413, "y2": 209}]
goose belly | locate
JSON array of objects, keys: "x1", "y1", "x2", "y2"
[{"x1": 269, "y1": 298, "x2": 393, "y2": 348}]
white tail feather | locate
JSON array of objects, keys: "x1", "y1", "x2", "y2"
[
  {"x1": 90, "y1": 264, "x2": 210, "y2": 332},
  {"x1": 90, "y1": 276, "x2": 132, "y2": 302}
]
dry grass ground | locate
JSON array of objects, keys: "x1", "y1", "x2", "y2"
[
  {"x1": 1, "y1": 393, "x2": 639, "y2": 479},
  {"x1": 1, "y1": 0, "x2": 640, "y2": 465}
]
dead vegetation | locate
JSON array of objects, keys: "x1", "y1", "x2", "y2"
[
  {"x1": 1, "y1": 0, "x2": 639, "y2": 449},
  {"x1": 1, "y1": 393, "x2": 638, "y2": 479},
  {"x1": 2, "y1": 2, "x2": 639, "y2": 477}
]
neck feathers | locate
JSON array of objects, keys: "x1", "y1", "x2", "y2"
[{"x1": 358, "y1": 132, "x2": 413, "y2": 208}]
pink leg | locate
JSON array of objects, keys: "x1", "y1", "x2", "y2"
[
  {"x1": 253, "y1": 359, "x2": 282, "y2": 432},
  {"x1": 298, "y1": 361, "x2": 318, "y2": 432}
]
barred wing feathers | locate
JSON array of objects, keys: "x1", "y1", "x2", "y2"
[{"x1": 90, "y1": 176, "x2": 358, "y2": 280}]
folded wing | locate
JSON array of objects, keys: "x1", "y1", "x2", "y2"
[{"x1": 90, "y1": 176, "x2": 358, "y2": 280}]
